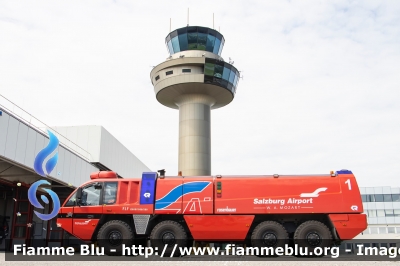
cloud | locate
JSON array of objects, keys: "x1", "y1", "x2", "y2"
[{"x1": 0, "y1": 0, "x2": 399, "y2": 187}]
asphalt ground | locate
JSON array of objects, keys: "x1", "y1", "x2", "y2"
[{"x1": 2, "y1": 252, "x2": 400, "y2": 266}]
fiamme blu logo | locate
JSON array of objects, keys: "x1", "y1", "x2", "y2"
[{"x1": 28, "y1": 130, "x2": 61, "y2": 221}]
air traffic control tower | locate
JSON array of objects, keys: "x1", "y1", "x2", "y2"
[{"x1": 150, "y1": 26, "x2": 240, "y2": 176}]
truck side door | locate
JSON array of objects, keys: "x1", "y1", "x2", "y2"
[
  {"x1": 57, "y1": 191, "x2": 77, "y2": 235},
  {"x1": 154, "y1": 177, "x2": 183, "y2": 214},
  {"x1": 72, "y1": 182, "x2": 103, "y2": 241}
]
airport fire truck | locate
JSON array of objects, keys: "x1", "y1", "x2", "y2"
[{"x1": 56, "y1": 169, "x2": 367, "y2": 256}]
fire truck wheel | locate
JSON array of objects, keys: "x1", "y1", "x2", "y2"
[
  {"x1": 293, "y1": 220, "x2": 332, "y2": 257},
  {"x1": 97, "y1": 220, "x2": 134, "y2": 256},
  {"x1": 250, "y1": 221, "x2": 289, "y2": 257},
  {"x1": 150, "y1": 220, "x2": 187, "y2": 257}
]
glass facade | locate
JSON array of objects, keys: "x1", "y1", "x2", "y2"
[
  {"x1": 357, "y1": 187, "x2": 400, "y2": 238},
  {"x1": 362, "y1": 226, "x2": 400, "y2": 234},
  {"x1": 362, "y1": 194, "x2": 400, "y2": 202},
  {"x1": 366, "y1": 209, "x2": 400, "y2": 217},
  {"x1": 165, "y1": 26, "x2": 225, "y2": 56},
  {"x1": 203, "y1": 57, "x2": 239, "y2": 96},
  {"x1": 362, "y1": 190, "x2": 400, "y2": 220},
  {"x1": 345, "y1": 187, "x2": 400, "y2": 251}
]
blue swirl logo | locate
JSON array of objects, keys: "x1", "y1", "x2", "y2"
[
  {"x1": 34, "y1": 130, "x2": 59, "y2": 177},
  {"x1": 29, "y1": 130, "x2": 61, "y2": 220},
  {"x1": 28, "y1": 180, "x2": 60, "y2": 220}
]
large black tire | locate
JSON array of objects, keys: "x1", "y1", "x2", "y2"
[
  {"x1": 293, "y1": 220, "x2": 332, "y2": 257},
  {"x1": 250, "y1": 221, "x2": 289, "y2": 257},
  {"x1": 97, "y1": 220, "x2": 134, "y2": 256},
  {"x1": 149, "y1": 220, "x2": 187, "y2": 257}
]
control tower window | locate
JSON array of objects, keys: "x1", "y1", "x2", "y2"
[
  {"x1": 197, "y1": 33, "x2": 207, "y2": 50},
  {"x1": 227, "y1": 82, "x2": 233, "y2": 92},
  {"x1": 214, "y1": 64, "x2": 223, "y2": 79},
  {"x1": 206, "y1": 34, "x2": 216, "y2": 52},
  {"x1": 203, "y1": 57, "x2": 239, "y2": 94},
  {"x1": 213, "y1": 38, "x2": 221, "y2": 54},
  {"x1": 205, "y1": 62, "x2": 215, "y2": 76},
  {"x1": 155, "y1": 75, "x2": 160, "y2": 81},
  {"x1": 178, "y1": 33, "x2": 188, "y2": 51},
  {"x1": 222, "y1": 66, "x2": 231, "y2": 81},
  {"x1": 188, "y1": 32, "x2": 198, "y2": 49},
  {"x1": 182, "y1": 69, "x2": 191, "y2": 73},
  {"x1": 218, "y1": 38, "x2": 225, "y2": 55},
  {"x1": 167, "y1": 40, "x2": 173, "y2": 55},
  {"x1": 166, "y1": 27, "x2": 225, "y2": 56},
  {"x1": 172, "y1": 36, "x2": 180, "y2": 53},
  {"x1": 234, "y1": 72, "x2": 239, "y2": 87},
  {"x1": 166, "y1": 70, "x2": 173, "y2": 75},
  {"x1": 229, "y1": 69, "x2": 236, "y2": 84}
]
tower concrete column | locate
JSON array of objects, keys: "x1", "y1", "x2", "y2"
[{"x1": 176, "y1": 94, "x2": 215, "y2": 176}]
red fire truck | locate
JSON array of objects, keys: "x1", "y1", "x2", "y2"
[{"x1": 56, "y1": 169, "x2": 367, "y2": 256}]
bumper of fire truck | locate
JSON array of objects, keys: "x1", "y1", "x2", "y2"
[{"x1": 329, "y1": 213, "x2": 368, "y2": 240}]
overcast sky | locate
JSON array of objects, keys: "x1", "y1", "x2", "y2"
[{"x1": 1, "y1": 0, "x2": 399, "y2": 187}]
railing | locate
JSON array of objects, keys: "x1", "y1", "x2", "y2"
[{"x1": 0, "y1": 94, "x2": 92, "y2": 162}]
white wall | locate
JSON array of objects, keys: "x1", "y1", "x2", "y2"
[{"x1": 51, "y1": 125, "x2": 152, "y2": 177}]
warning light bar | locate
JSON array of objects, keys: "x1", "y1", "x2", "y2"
[
  {"x1": 336, "y1": 169, "x2": 353, "y2": 174},
  {"x1": 90, "y1": 171, "x2": 118, "y2": 179}
]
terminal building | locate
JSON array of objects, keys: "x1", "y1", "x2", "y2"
[
  {"x1": 0, "y1": 97, "x2": 152, "y2": 250},
  {"x1": 359, "y1": 186, "x2": 400, "y2": 237},
  {"x1": 348, "y1": 186, "x2": 400, "y2": 250}
]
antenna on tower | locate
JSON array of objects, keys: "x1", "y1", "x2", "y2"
[{"x1": 187, "y1": 8, "x2": 189, "y2": 26}]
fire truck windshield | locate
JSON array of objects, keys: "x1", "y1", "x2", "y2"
[{"x1": 80, "y1": 184, "x2": 101, "y2": 206}]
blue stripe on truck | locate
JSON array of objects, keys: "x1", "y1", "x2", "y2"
[{"x1": 155, "y1": 181, "x2": 211, "y2": 210}]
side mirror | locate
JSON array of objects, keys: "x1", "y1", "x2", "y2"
[
  {"x1": 76, "y1": 188, "x2": 82, "y2": 206},
  {"x1": 94, "y1": 183, "x2": 102, "y2": 190}
]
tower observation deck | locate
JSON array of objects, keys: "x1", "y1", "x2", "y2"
[{"x1": 150, "y1": 26, "x2": 240, "y2": 176}]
